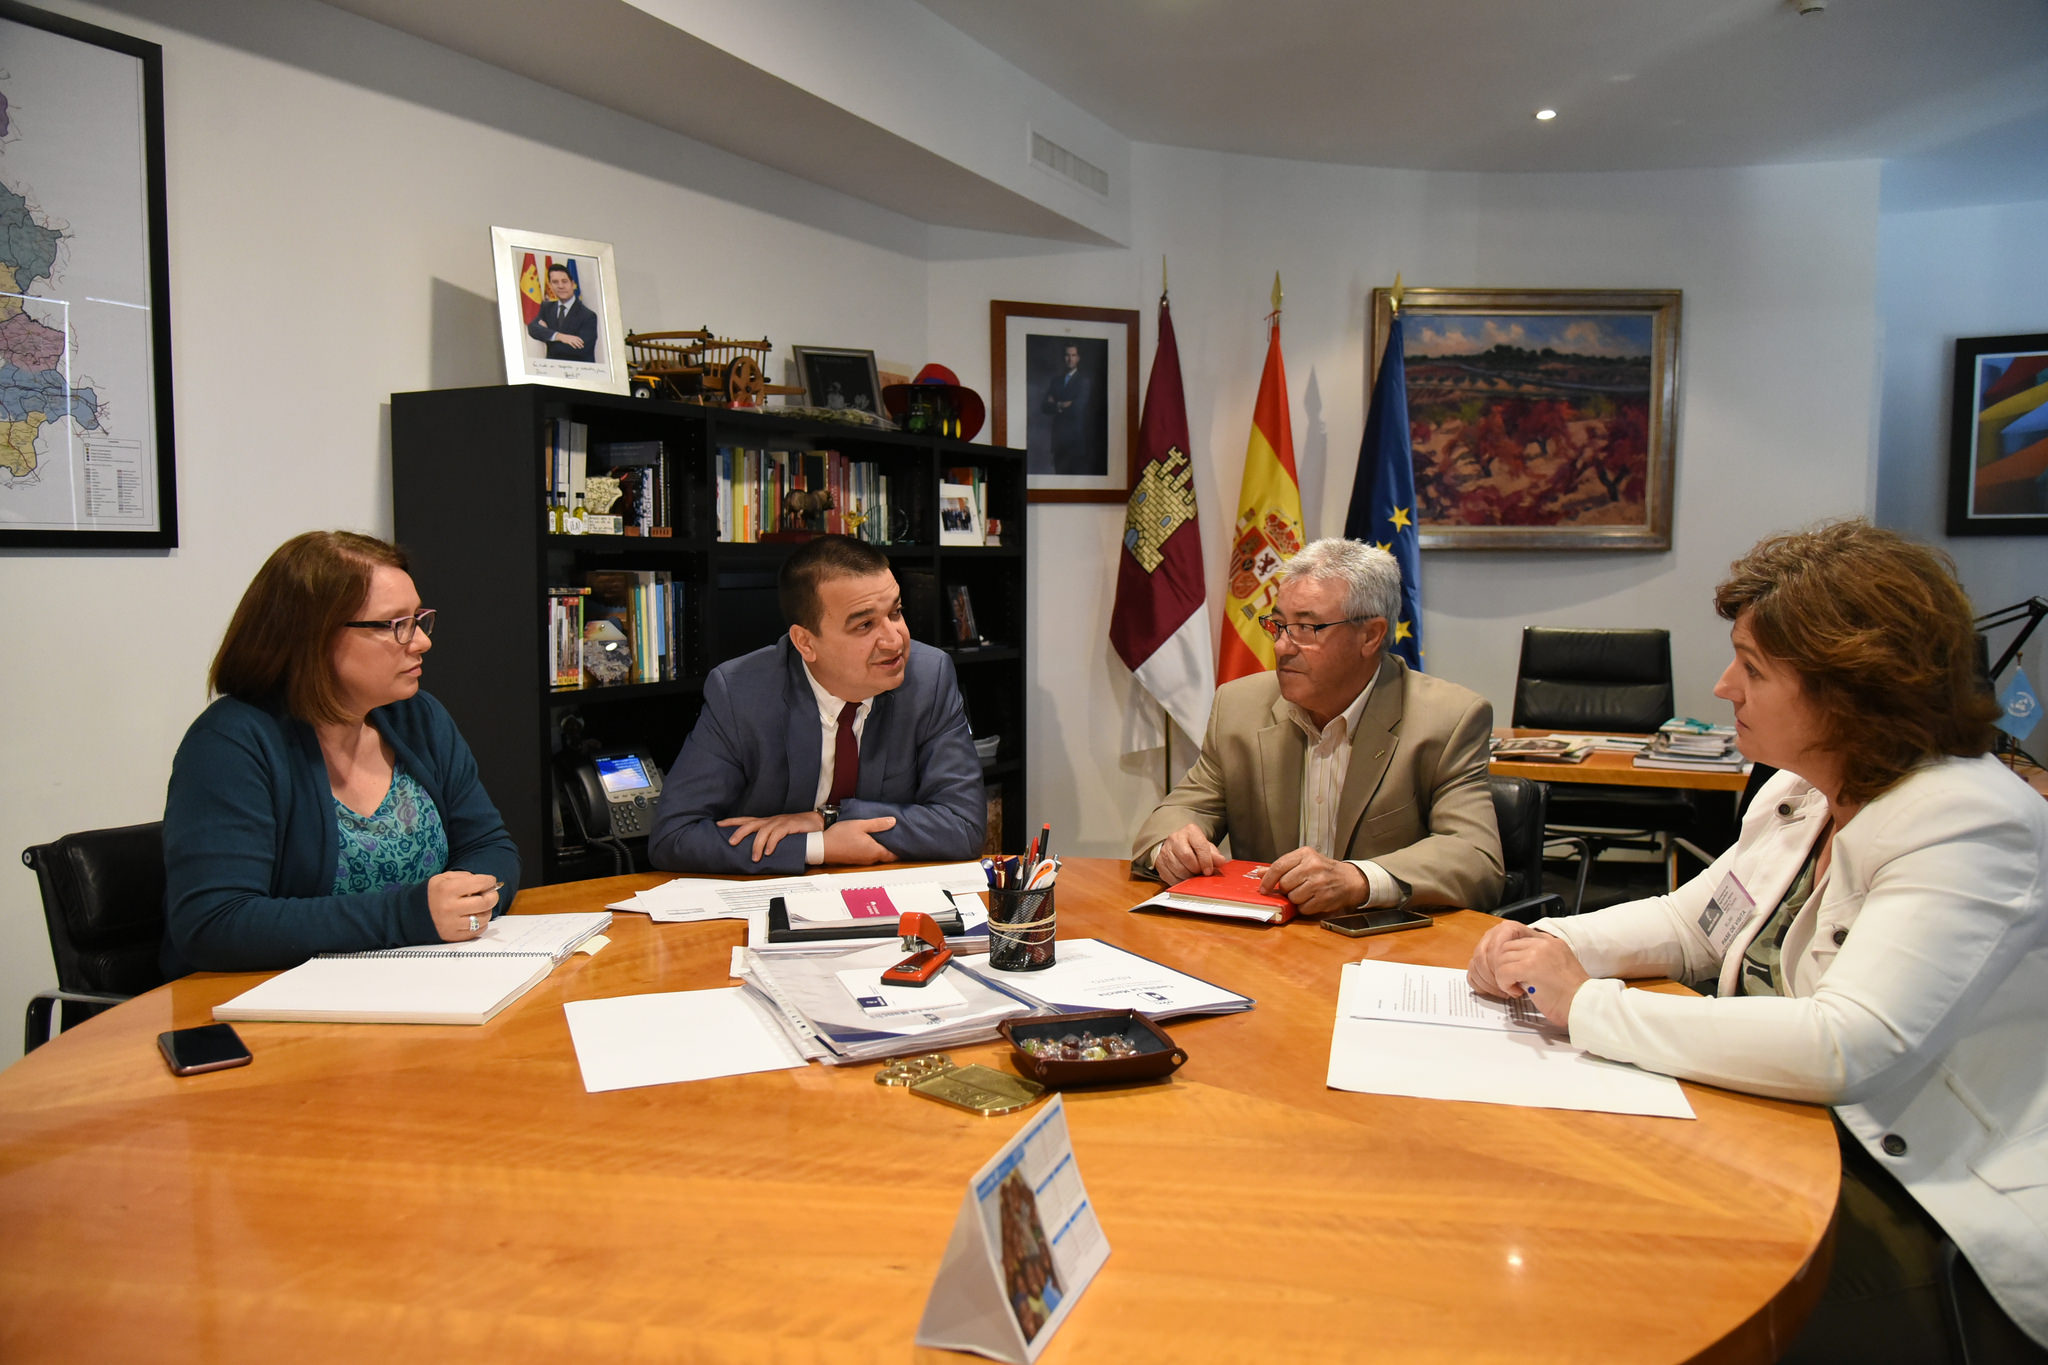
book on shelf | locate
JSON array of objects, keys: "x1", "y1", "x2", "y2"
[
  {"x1": 544, "y1": 418, "x2": 590, "y2": 532},
  {"x1": 716, "y1": 445, "x2": 894, "y2": 544},
  {"x1": 582, "y1": 570, "x2": 681, "y2": 685},
  {"x1": 594, "y1": 439, "x2": 669, "y2": 537},
  {"x1": 1130, "y1": 859, "x2": 1297, "y2": 925},
  {"x1": 547, "y1": 586, "x2": 589, "y2": 687}
]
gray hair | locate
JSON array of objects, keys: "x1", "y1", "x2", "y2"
[{"x1": 1282, "y1": 538, "x2": 1403, "y2": 625}]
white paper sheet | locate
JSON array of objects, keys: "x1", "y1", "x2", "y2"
[
  {"x1": 966, "y1": 938, "x2": 1251, "y2": 1018},
  {"x1": 1341, "y1": 959, "x2": 1551, "y2": 1033},
  {"x1": 611, "y1": 862, "x2": 989, "y2": 924},
  {"x1": 834, "y1": 964, "x2": 969, "y2": 1017},
  {"x1": 562, "y1": 986, "x2": 809, "y2": 1092},
  {"x1": 1327, "y1": 963, "x2": 1695, "y2": 1119}
]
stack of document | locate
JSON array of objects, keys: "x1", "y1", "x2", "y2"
[
  {"x1": 1633, "y1": 720, "x2": 1745, "y2": 772},
  {"x1": 734, "y1": 937, "x2": 1256, "y2": 1065},
  {"x1": 1489, "y1": 735, "x2": 1594, "y2": 763},
  {"x1": 736, "y1": 941, "x2": 1040, "y2": 1064},
  {"x1": 610, "y1": 862, "x2": 991, "y2": 952}
]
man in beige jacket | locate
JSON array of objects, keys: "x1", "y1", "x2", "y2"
[{"x1": 1132, "y1": 538, "x2": 1503, "y2": 917}]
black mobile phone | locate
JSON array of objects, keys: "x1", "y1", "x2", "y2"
[
  {"x1": 158, "y1": 1023, "x2": 253, "y2": 1076},
  {"x1": 1320, "y1": 909, "x2": 1433, "y2": 938}
]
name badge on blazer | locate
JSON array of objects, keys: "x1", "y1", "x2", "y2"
[{"x1": 1697, "y1": 873, "x2": 1758, "y2": 955}]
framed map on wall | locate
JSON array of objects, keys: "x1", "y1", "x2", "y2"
[{"x1": 0, "y1": 2, "x2": 177, "y2": 549}]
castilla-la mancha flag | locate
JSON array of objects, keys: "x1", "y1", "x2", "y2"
[
  {"x1": 1110, "y1": 295, "x2": 1214, "y2": 750},
  {"x1": 1218, "y1": 307, "x2": 1306, "y2": 683}
]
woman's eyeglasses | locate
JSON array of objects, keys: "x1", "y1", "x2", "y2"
[{"x1": 343, "y1": 608, "x2": 437, "y2": 645}]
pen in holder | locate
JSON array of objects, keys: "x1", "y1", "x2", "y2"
[{"x1": 987, "y1": 886, "x2": 1056, "y2": 971}]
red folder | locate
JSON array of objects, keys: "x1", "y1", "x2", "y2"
[{"x1": 1143, "y1": 860, "x2": 1297, "y2": 925}]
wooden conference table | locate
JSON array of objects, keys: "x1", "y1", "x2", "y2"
[{"x1": 0, "y1": 860, "x2": 1837, "y2": 1364}]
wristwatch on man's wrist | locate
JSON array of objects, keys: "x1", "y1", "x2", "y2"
[{"x1": 820, "y1": 803, "x2": 841, "y2": 829}]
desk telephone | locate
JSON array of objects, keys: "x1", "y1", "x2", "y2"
[{"x1": 557, "y1": 748, "x2": 664, "y2": 843}]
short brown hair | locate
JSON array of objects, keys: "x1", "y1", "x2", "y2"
[
  {"x1": 211, "y1": 531, "x2": 410, "y2": 725},
  {"x1": 778, "y1": 535, "x2": 891, "y2": 632},
  {"x1": 1714, "y1": 519, "x2": 1997, "y2": 806}
]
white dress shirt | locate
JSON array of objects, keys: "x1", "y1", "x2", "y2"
[
  {"x1": 1285, "y1": 673, "x2": 1406, "y2": 908},
  {"x1": 802, "y1": 662, "x2": 871, "y2": 865}
]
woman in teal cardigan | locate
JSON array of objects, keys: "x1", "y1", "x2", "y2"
[{"x1": 162, "y1": 531, "x2": 518, "y2": 975}]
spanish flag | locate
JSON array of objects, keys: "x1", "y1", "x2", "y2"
[
  {"x1": 519, "y1": 252, "x2": 544, "y2": 325},
  {"x1": 1218, "y1": 293, "x2": 1305, "y2": 682}
]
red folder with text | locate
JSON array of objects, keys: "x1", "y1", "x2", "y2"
[{"x1": 1136, "y1": 860, "x2": 1297, "y2": 925}]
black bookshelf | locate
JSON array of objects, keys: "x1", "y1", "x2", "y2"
[{"x1": 391, "y1": 383, "x2": 1029, "y2": 885}]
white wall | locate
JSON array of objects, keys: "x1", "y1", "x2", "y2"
[
  {"x1": 927, "y1": 148, "x2": 1885, "y2": 860},
  {"x1": 0, "y1": 0, "x2": 941, "y2": 1064},
  {"x1": 1875, "y1": 197, "x2": 2048, "y2": 764}
]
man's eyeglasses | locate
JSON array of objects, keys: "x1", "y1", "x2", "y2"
[
  {"x1": 1257, "y1": 613, "x2": 1367, "y2": 645},
  {"x1": 343, "y1": 608, "x2": 437, "y2": 645}
]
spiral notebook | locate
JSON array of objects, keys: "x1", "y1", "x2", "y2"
[{"x1": 211, "y1": 913, "x2": 611, "y2": 1026}]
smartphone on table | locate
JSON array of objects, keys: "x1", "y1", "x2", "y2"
[
  {"x1": 1320, "y1": 908, "x2": 1432, "y2": 938},
  {"x1": 158, "y1": 1023, "x2": 253, "y2": 1076}
]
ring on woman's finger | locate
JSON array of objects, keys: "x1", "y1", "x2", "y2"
[{"x1": 468, "y1": 915, "x2": 480, "y2": 932}]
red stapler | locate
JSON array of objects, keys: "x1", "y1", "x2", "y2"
[{"x1": 880, "y1": 911, "x2": 953, "y2": 987}]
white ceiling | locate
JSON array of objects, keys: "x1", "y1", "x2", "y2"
[{"x1": 915, "y1": 0, "x2": 2048, "y2": 181}]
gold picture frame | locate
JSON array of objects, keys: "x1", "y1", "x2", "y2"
[{"x1": 1370, "y1": 287, "x2": 1682, "y2": 551}]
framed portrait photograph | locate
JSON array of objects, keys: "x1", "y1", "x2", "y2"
[
  {"x1": 791, "y1": 346, "x2": 884, "y2": 416},
  {"x1": 1947, "y1": 332, "x2": 2048, "y2": 537},
  {"x1": 491, "y1": 227, "x2": 626, "y2": 394},
  {"x1": 0, "y1": 1, "x2": 178, "y2": 550},
  {"x1": 1369, "y1": 287, "x2": 1682, "y2": 551},
  {"x1": 990, "y1": 301, "x2": 1138, "y2": 503}
]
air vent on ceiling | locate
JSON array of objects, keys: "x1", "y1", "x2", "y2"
[{"x1": 1029, "y1": 130, "x2": 1109, "y2": 198}]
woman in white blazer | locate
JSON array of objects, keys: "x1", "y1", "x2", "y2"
[{"x1": 1470, "y1": 521, "x2": 2048, "y2": 1362}]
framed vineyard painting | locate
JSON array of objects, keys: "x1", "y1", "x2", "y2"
[{"x1": 1369, "y1": 288, "x2": 1681, "y2": 550}]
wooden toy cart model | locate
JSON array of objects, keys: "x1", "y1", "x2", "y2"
[{"x1": 624, "y1": 329, "x2": 808, "y2": 407}]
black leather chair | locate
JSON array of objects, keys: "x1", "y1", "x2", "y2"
[
  {"x1": 1512, "y1": 626, "x2": 1703, "y2": 880},
  {"x1": 1488, "y1": 776, "x2": 1587, "y2": 924},
  {"x1": 22, "y1": 821, "x2": 168, "y2": 1053}
]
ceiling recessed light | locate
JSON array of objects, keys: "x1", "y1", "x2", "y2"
[{"x1": 1535, "y1": 109, "x2": 1557, "y2": 121}]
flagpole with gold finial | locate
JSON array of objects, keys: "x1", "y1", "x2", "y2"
[
  {"x1": 1389, "y1": 271, "x2": 1404, "y2": 315},
  {"x1": 1267, "y1": 271, "x2": 1283, "y2": 332}
]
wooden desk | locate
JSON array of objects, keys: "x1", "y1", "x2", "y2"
[
  {"x1": 0, "y1": 860, "x2": 1836, "y2": 1364},
  {"x1": 1491, "y1": 728, "x2": 1754, "y2": 794}
]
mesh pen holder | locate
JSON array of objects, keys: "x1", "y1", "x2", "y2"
[{"x1": 987, "y1": 886, "x2": 1056, "y2": 971}]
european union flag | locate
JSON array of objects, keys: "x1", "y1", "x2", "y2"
[
  {"x1": 1996, "y1": 665, "x2": 2041, "y2": 741},
  {"x1": 1344, "y1": 313, "x2": 1422, "y2": 669}
]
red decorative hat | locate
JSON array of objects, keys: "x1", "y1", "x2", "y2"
[{"x1": 883, "y1": 363, "x2": 986, "y2": 441}]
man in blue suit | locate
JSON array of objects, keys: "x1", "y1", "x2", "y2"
[
  {"x1": 527, "y1": 263, "x2": 599, "y2": 362},
  {"x1": 647, "y1": 536, "x2": 986, "y2": 873}
]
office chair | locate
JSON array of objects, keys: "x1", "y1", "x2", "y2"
[
  {"x1": 1488, "y1": 776, "x2": 1588, "y2": 924},
  {"x1": 22, "y1": 821, "x2": 168, "y2": 1053},
  {"x1": 1511, "y1": 626, "x2": 1706, "y2": 886}
]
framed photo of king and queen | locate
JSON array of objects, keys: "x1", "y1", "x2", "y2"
[{"x1": 491, "y1": 226, "x2": 628, "y2": 395}]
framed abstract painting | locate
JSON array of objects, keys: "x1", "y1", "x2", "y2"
[{"x1": 1947, "y1": 332, "x2": 2048, "y2": 536}]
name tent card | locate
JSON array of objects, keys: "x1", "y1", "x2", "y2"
[{"x1": 915, "y1": 1094, "x2": 1110, "y2": 1363}]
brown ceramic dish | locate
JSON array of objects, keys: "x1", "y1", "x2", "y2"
[{"x1": 998, "y1": 1009, "x2": 1188, "y2": 1088}]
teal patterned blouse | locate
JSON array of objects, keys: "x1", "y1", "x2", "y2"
[{"x1": 331, "y1": 764, "x2": 449, "y2": 895}]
